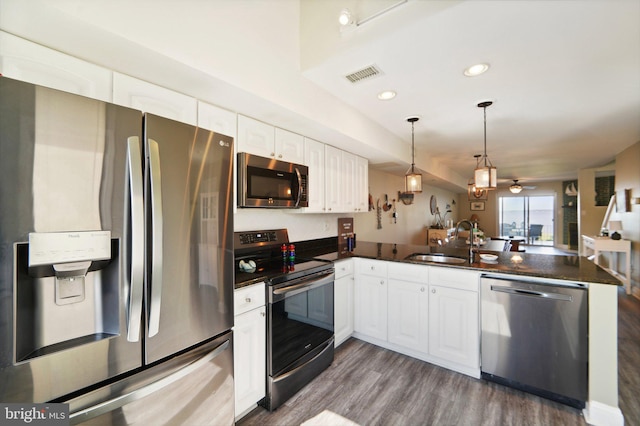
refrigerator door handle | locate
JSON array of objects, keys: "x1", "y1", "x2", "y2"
[
  {"x1": 126, "y1": 137, "x2": 145, "y2": 342},
  {"x1": 69, "y1": 339, "x2": 230, "y2": 423},
  {"x1": 148, "y1": 139, "x2": 164, "y2": 337}
]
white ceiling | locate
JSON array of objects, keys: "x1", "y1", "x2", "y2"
[
  {"x1": 2, "y1": 0, "x2": 638, "y2": 191},
  {"x1": 301, "y1": 0, "x2": 640, "y2": 185}
]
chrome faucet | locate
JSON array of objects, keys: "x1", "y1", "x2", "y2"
[{"x1": 455, "y1": 220, "x2": 477, "y2": 261}]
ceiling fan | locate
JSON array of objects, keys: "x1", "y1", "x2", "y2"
[{"x1": 509, "y1": 180, "x2": 536, "y2": 193}]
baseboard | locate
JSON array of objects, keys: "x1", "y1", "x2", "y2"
[{"x1": 583, "y1": 401, "x2": 624, "y2": 426}]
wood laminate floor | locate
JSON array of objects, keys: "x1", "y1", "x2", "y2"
[{"x1": 239, "y1": 288, "x2": 640, "y2": 426}]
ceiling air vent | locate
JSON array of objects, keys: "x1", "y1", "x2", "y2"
[{"x1": 345, "y1": 65, "x2": 382, "y2": 83}]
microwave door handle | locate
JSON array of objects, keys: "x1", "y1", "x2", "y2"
[
  {"x1": 294, "y1": 167, "x2": 303, "y2": 208},
  {"x1": 148, "y1": 139, "x2": 163, "y2": 337},
  {"x1": 126, "y1": 137, "x2": 145, "y2": 342}
]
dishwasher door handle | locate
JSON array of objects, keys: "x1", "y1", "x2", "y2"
[{"x1": 490, "y1": 285, "x2": 573, "y2": 302}]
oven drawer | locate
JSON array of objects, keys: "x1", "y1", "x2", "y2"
[{"x1": 235, "y1": 282, "x2": 266, "y2": 316}]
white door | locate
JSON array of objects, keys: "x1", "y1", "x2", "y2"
[
  {"x1": 234, "y1": 307, "x2": 266, "y2": 418},
  {"x1": 388, "y1": 280, "x2": 428, "y2": 353},
  {"x1": 354, "y1": 275, "x2": 387, "y2": 341}
]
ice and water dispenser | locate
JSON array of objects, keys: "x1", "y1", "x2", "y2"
[{"x1": 15, "y1": 231, "x2": 120, "y2": 362}]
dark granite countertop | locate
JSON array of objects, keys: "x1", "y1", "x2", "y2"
[
  {"x1": 234, "y1": 239, "x2": 622, "y2": 288},
  {"x1": 311, "y1": 241, "x2": 622, "y2": 286}
]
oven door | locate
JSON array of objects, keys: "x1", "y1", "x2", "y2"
[
  {"x1": 237, "y1": 153, "x2": 308, "y2": 208},
  {"x1": 268, "y1": 270, "x2": 334, "y2": 376}
]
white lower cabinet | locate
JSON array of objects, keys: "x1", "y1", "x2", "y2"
[
  {"x1": 428, "y1": 284, "x2": 478, "y2": 369},
  {"x1": 233, "y1": 283, "x2": 266, "y2": 420},
  {"x1": 334, "y1": 259, "x2": 354, "y2": 347},
  {"x1": 354, "y1": 260, "x2": 388, "y2": 342},
  {"x1": 428, "y1": 267, "x2": 480, "y2": 373},
  {"x1": 352, "y1": 261, "x2": 480, "y2": 378},
  {"x1": 388, "y1": 279, "x2": 429, "y2": 353}
]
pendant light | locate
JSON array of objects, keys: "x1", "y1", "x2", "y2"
[
  {"x1": 474, "y1": 101, "x2": 497, "y2": 189},
  {"x1": 405, "y1": 116, "x2": 422, "y2": 193},
  {"x1": 509, "y1": 180, "x2": 523, "y2": 193}
]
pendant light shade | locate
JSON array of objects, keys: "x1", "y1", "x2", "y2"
[
  {"x1": 474, "y1": 101, "x2": 497, "y2": 190},
  {"x1": 509, "y1": 180, "x2": 523, "y2": 193},
  {"x1": 405, "y1": 116, "x2": 422, "y2": 193}
]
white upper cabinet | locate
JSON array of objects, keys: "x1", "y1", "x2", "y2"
[
  {"x1": 237, "y1": 115, "x2": 304, "y2": 164},
  {"x1": 0, "y1": 31, "x2": 112, "y2": 102},
  {"x1": 324, "y1": 145, "x2": 343, "y2": 213},
  {"x1": 113, "y1": 73, "x2": 197, "y2": 125},
  {"x1": 355, "y1": 156, "x2": 369, "y2": 212},
  {"x1": 274, "y1": 128, "x2": 305, "y2": 164},
  {"x1": 342, "y1": 151, "x2": 357, "y2": 213},
  {"x1": 237, "y1": 115, "x2": 275, "y2": 158},
  {"x1": 303, "y1": 138, "x2": 326, "y2": 212},
  {"x1": 197, "y1": 101, "x2": 237, "y2": 139}
]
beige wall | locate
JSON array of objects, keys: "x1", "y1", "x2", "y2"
[
  {"x1": 613, "y1": 141, "x2": 640, "y2": 293},
  {"x1": 354, "y1": 169, "x2": 460, "y2": 245}
]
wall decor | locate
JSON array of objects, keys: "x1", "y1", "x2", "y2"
[{"x1": 470, "y1": 201, "x2": 485, "y2": 211}]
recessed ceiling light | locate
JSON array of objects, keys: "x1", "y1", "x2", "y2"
[
  {"x1": 464, "y1": 63, "x2": 490, "y2": 77},
  {"x1": 377, "y1": 90, "x2": 396, "y2": 100},
  {"x1": 339, "y1": 9, "x2": 353, "y2": 26}
]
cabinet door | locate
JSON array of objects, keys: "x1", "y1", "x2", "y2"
[
  {"x1": 0, "y1": 31, "x2": 112, "y2": 101},
  {"x1": 355, "y1": 156, "x2": 369, "y2": 212},
  {"x1": 303, "y1": 138, "x2": 326, "y2": 212},
  {"x1": 237, "y1": 115, "x2": 274, "y2": 158},
  {"x1": 113, "y1": 73, "x2": 197, "y2": 125},
  {"x1": 342, "y1": 151, "x2": 357, "y2": 213},
  {"x1": 428, "y1": 285, "x2": 479, "y2": 369},
  {"x1": 234, "y1": 307, "x2": 266, "y2": 418},
  {"x1": 388, "y1": 280, "x2": 429, "y2": 353},
  {"x1": 274, "y1": 128, "x2": 304, "y2": 164},
  {"x1": 324, "y1": 145, "x2": 343, "y2": 213},
  {"x1": 334, "y1": 274, "x2": 354, "y2": 347},
  {"x1": 354, "y1": 275, "x2": 387, "y2": 341},
  {"x1": 197, "y1": 101, "x2": 237, "y2": 138}
]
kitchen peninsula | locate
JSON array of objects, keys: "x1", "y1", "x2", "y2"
[{"x1": 298, "y1": 239, "x2": 623, "y2": 426}]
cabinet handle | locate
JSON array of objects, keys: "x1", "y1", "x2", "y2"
[
  {"x1": 270, "y1": 152, "x2": 275, "y2": 157},
  {"x1": 421, "y1": 287, "x2": 425, "y2": 292},
  {"x1": 260, "y1": 311, "x2": 266, "y2": 317},
  {"x1": 245, "y1": 297, "x2": 252, "y2": 303},
  {"x1": 380, "y1": 280, "x2": 384, "y2": 285},
  {"x1": 370, "y1": 266, "x2": 375, "y2": 270},
  {"x1": 278, "y1": 154, "x2": 282, "y2": 158},
  {"x1": 432, "y1": 289, "x2": 436, "y2": 294}
]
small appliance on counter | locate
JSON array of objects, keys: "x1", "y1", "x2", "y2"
[{"x1": 234, "y1": 229, "x2": 334, "y2": 411}]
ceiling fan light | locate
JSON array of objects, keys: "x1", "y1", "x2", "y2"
[{"x1": 510, "y1": 180, "x2": 523, "y2": 193}]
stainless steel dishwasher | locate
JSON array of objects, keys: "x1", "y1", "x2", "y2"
[{"x1": 480, "y1": 274, "x2": 588, "y2": 408}]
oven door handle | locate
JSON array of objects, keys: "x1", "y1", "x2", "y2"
[{"x1": 272, "y1": 271, "x2": 334, "y2": 301}]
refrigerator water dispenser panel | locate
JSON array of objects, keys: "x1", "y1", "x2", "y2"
[{"x1": 28, "y1": 231, "x2": 111, "y2": 266}]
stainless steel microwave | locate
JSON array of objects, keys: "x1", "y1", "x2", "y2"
[{"x1": 237, "y1": 153, "x2": 309, "y2": 208}]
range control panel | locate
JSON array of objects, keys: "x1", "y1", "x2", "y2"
[{"x1": 234, "y1": 229, "x2": 289, "y2": 248}]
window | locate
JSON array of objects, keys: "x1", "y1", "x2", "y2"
[{"x1": 499, "y1": 195, "x2": 555, "y2": 245}]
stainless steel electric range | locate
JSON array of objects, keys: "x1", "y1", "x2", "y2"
[{"x1": 234, "y1": 229, "x2": 335, "y2": 411}]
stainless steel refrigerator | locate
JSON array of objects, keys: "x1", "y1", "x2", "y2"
[{"x1": 0, "y1": 77, "x2": 235, "y2": 424}]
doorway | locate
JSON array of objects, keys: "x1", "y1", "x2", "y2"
[{"x1": 499, "y1": 195, "x2": 555, "y2": 246}]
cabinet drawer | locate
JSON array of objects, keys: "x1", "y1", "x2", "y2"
[
  {"x1": 334, "y1": 259, "x2": 354, "y2": 279},
  {"x1": 387, "y1": 262, "x2": 428, "y2": 283},
  {"x1": 234, "y1": 282, "x2": 265, "y2": 316},
  {"x1": 357, "y1": 259, "x2": 388, "y2": 277},
  {"x1": 428, "y1": 267, "x2": 479, "y2": 292}
]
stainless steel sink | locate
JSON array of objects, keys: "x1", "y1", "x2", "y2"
[{"x1": 406, "y1": 254, "x2": 467, "y2": 264}]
